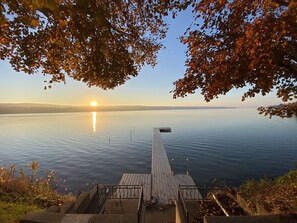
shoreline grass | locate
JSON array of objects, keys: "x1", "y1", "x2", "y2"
[
  {"x1": 239, "y1": 170, "x2": 297, "y2": 214},
  {"x1": 0, "y1": 161, "x2": 75, "y2": 223}
]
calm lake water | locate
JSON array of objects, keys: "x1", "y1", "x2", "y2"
[{"x1": 0, "y1": 109, "x2": 296, "y2": 192}]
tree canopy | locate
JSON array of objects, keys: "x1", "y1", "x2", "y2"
[
  {"x1": 173, "y1": 0, "x2": 297, "y2": 118},
  {"x1": 0, "y1": 0, "x2": 178, "y2": 89},
  {"x1": 1, "y1": 0, "x2": 296, "y2": 117}
]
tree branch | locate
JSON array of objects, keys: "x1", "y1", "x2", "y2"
[
  {"x1": 258, "y1": 102, "x2": 297, "y2": 118},
  {"x1": 279, "y1": 61, "x2": 297, "y2": 75},
  {"x1": 274, "y1": 0, "x2": 290, "y2": 7}
]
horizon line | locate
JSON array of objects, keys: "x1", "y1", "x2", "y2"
[
  {"x1": 0, "y1": 103, "x2": 243, "y2": 115},
  {"x1": 0, "y1": 102, "x2": 243, "y2": 108}
]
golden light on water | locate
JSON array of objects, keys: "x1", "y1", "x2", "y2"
[
  {"x1": 90, "y1": 101, "x2": 98, "y2": 107},
  {"x1": 90, "y1": 101, "x2": 98, "y2": 132},
  {"x1": 92, "y1": 112, "x2": 97, "y2": 132}
]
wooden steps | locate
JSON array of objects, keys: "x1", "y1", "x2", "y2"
[{"x1": 45, "y1": 189, "x2": 107, "y2": 214}]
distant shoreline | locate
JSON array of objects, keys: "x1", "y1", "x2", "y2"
[{"x1": 0, "y1": 103, "x2": 237, "y2": 114}]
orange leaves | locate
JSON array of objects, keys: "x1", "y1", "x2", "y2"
[
  {"x1": 219, "y1": 0, "x2": 226, "y2": 5},
  {"x1": 173, "y1": 0, "x2": 297, "y2": 117},
  {"x1": 30, "y1": 18, "x2": 39, "y2": 27},
  {"x1": 58, "y1": 19, "x2": 67, "y2": 28},
  {"x1": 1, "y1": 0, "x2": 169, "y2": 90}
]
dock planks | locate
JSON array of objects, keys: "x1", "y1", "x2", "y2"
[
  {"x1": 118, "y1": 127, "x2": 200, "y2": 205},
  {"x1": 152, "y1": 128, "x2": 172, "y2": 175},
  {"x1": 118, "y1": 173, "x2": 151, "y2": 201},
  {"x1": 151, "y1": 128, "x2": 199, "y2": 205}
]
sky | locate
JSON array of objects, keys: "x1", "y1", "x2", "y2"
[{"x1": 0, "y1": 9, "x2": 282, "y2": 108}]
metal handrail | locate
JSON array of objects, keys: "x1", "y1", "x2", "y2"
[
  {"x1": 137, "y1": 186, "x2": 143, "y2": 223},
  {"x1": 85, "y1": 185, "x2": 110, "y2": 214},
  {"x1": 178, "y1": 190, "x2": 189, "y2": 223},
  {"x1": 178, "y1": 185, "x2": 234, "y2": 223},
  {"x1": 85, "y1": 184, "x2": 143, "y2": 215},
  {"x1": 94, "y1": 185, "x2": 143, "y2": 199}
]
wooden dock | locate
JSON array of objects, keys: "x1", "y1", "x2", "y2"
[
  {"x1": 151, "y1": 128, "x2": 198, "y2": 204},
  {"x1": 118, "y1": 173, "x2": 151, "y2": 201},
  {"x1": 152, "y1": 128, "x2": 172, "y2": 175},
  {"x1": 21, "y1": 127, "x2": 203, "y2": 223},
  {"x1": 118, "y1": 127, "x2": 201, "y2": 205}
]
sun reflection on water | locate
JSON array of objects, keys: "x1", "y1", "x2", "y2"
[{"x1": 92, "y1": 112, "x2": 97, "y2": 132}]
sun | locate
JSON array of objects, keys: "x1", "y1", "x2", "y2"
[{"x1": 90, "y1": 101, "x2": 98, "y2": 107}]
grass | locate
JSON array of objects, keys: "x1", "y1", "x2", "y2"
[
  {"x1": 0, "y1": 201, "x2": 43, "y2": 223},
  {"x1": 239, "y1": 170, "x2": 297, "y2": 213},
  {"x1": 0, "y1": 161, "x2": 75, "y2": 223}
]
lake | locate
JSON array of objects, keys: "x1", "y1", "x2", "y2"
[{"x1": 0, "y1": 108, "x2": 296, "y2": 192}]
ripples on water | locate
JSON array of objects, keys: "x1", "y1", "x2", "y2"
[{"x1": 0, "y1": 109, "x2": 296, "y2": 191}]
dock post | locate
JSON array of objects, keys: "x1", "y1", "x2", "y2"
[
  {"x1": 185, "y1": 158, "x2": 189, "y2": 175},
  {"x1": 170, "y1": 158, "x2": 175, "y2": 175}
]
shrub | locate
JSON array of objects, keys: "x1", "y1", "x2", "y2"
[
  {"x1": 238, "y1": 170, "x2": 297, "y2": 214},
  {"x1": 0, "y1": 161, "x2": 75, "y2": 207}
]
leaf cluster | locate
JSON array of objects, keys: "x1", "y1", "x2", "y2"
[
  {"x1": 173, "y1": 0, "x2": 297, "y2": 117},
  {"x1": 258, "y1": 102, "x2": 297, "y2": 118},
  {"x1": 0, "y1": 0, "x2": 177, "y2": 89}
]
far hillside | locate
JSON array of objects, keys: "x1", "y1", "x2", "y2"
[{"x1": 0, "y1": 103, "x2": 236, "y2": 114}]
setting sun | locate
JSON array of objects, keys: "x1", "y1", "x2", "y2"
[{"x1": 90, "y1": 101, "x2": 98, "y2": 107}]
